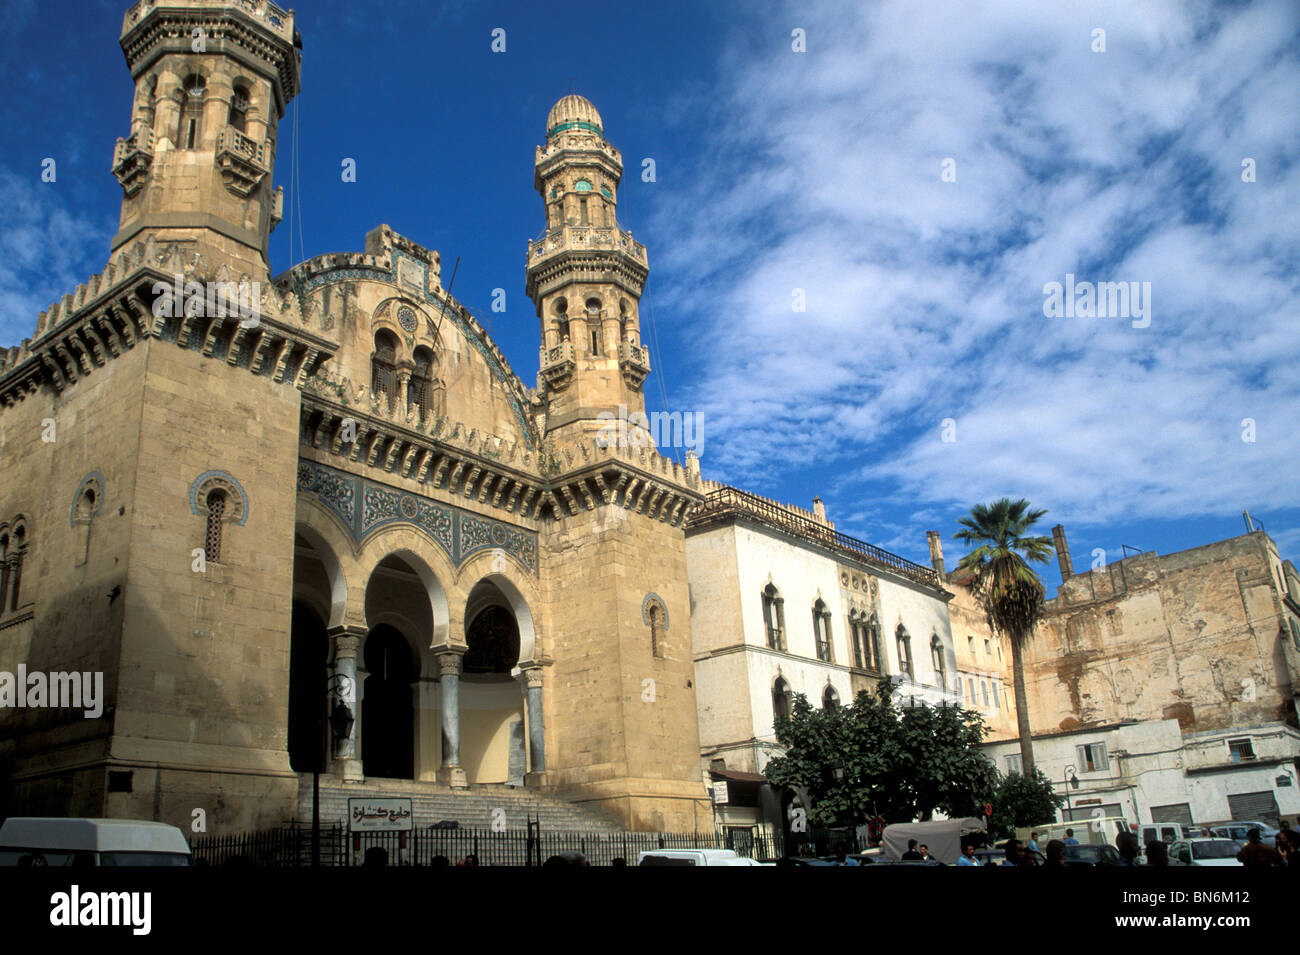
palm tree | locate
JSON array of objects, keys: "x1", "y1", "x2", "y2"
[{"x1": 953, "y1": 498, "x2": 1054, "y2": 777}]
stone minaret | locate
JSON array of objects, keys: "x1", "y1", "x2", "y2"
[
  {"x1": 111, "y1": 0, "x2": 302, "y2": 280},
  {"x1": 526, "y1": 95, "x2": 652, "y2": 444}
]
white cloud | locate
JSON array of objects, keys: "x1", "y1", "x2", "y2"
[{"x1": 644, "y1": 0, "x2": 1300, "y2": 544}]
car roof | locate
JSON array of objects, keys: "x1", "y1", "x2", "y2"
[{"x1": 0, "y1": 818, "x2": 192, "y2": 854}]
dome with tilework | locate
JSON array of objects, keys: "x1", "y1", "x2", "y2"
[{"x1": 546, "y1": 95, "x2": 603, "y2": 138}]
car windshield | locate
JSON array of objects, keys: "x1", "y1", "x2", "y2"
[{"x1": 1191, "y1": 841, "x2": 1239, "y2": 860}]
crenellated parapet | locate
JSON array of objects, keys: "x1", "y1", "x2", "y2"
[{"x1": 0, "y1": 233, "x2": 335, "y2": 409}]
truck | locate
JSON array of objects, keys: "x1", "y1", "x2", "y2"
[{"x1": 880, "y1": 817, "x2": 986, "y2": 864}]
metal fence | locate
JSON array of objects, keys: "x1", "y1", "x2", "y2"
[{"x1": 191, "y1": 822, "x2": 845, "y2": 867}]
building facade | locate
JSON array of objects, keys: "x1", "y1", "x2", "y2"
[
  {"x1": 687, "y1": 487, "x2": 959, "y2": 834},
  {"x1": 0, "y1": 0, "x2": 711, "y2": 834}
]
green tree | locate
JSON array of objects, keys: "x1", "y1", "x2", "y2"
[
  {"x1": 764, "y1": 679, "x2": 1000, "y2": 828},
  {"x1": 953, "y1": 498, "x2": 1054, "y2": 777},
  {"x1": 986, "y1": 769, "x2": 1065, "y2": 839}
]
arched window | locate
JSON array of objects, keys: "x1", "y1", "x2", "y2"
[
  {"x1": 228, "y1": 84, "x2": 249, "y2": 134},
  {"x1": 761, "y1": 584, "x2": 785, "y2": 651},
  {"x1": 772, "y1": 677, "x2": 792, "y2": 725},
  {"x1": 822, "y1": 684, "x2": 840, "y2": 710},
  {"x1": 408, "y1": 345, "x2": 436, "y2": 420},
  {"x1": 896, "y1": 624, "x2": 914, "y2": 680},
  {"x1": 867, "y1": 615, "x2": 882, "y2": 672},
  {"x1": 371, "y1": 330, "x2": 398, "y2": 405},
  {"x1": 204, "y1": 490, "x2": 227, "y2": 563},
  {"x1": 585, "y1": 298, "x2": 602, "y2": 356},
  {"x1": 812, "y1": 599, "x2": 832, "y2": 662},
  {"x1": 0, "y1": 532, "x2": 9, "y2": 613},
  {"x1": 178, "y1": 74, "x2": 206, "y2": 150},
  {"x1": 849, "y1": 613, "x2": 865, "y2": 669},
  {"x1": 649, "y1": 604, "x2": 662, "y2": 658},
  {"x1": 930, "y1": 634, "x2": 946, "y2": 688},
  {"x1": 74, "y1": 485, "x2": 98, "y2": 565}
]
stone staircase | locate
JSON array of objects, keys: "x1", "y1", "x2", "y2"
[{"x1": 296, "y1": 775, "x2": 624, "y2": 832}]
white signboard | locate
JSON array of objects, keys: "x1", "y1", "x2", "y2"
[
  {"x1": 349, "y1": 797, "x2": 413, "y2": 831},
  {"x1": 712, "y1": 781, "x2": 729, "y2": 805}
]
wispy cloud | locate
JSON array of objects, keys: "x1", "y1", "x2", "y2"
[{"x1": 644, "y1": 0, "x2": 1300, "y2": 548}]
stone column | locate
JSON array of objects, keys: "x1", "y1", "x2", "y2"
[
  {"x1": 327, "y1": 626, "x2": 365, "y2": 782},
  {"x1": 521, "y1": 665, "x2": 547, "y2": 784},
  {"x1": 436, "y1": 650, "x2": 468, "y2": 788}
]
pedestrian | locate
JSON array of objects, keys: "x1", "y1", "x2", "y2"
[
  {"x1": 1044, "y1": 839, "x2": 1066, "y2": 867},
  {"x1": 832, "y1": 841, "x2": 859, "y2": 866},
  {"x1": 917, "y1": 844, "x2": 930, "y2": 862},
  {"x1": 1145, "y1": 841, "x2": 1169, "y2": 867},
  {"x1": 957, "y1": 843, "x2": 981, "y2": 866},
  {"x1": 1062, "y1": 828, "x2": 1079, "y2": 846},
  {"x1": 429, "y1": 854, "x2": 450, "y2": 866},
  {"x1": 363, "y1": 846, "x2": 387, "y2": 867},
  {"x1": 1112, "y1": 832, "x2": 1138, "y2": 866},
  {"x1": 901, "y1": 838, "x2": 923, "y2": 861},
  {"x1": 1236, "y1": 828, "x2": 1282, "y2": 868},
  {"x1": 1001, "y1": 839, "x2": 1024, "y2": 866},
  {"x1": 1027, "y1": 832, "x2": 1041, "y2": 855}
]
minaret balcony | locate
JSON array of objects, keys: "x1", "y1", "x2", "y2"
[
  {"x1": 619, "y1": 341, "x2": 650, "y2": 388},
  {"x1": 215, "y1": 125, "x2": 272, "y2": 198},
  {"x1": 528, "y1": 225, "x2": 646, "y2": 264},
  {"x1": 540, "y1": 339, "x2": 575, "y2": 390},
  {"x1": 112, "y1": 127, "x2": 154, "y2": 197}
]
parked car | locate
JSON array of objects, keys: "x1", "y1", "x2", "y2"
[
  {"x1": 637, "y1": 848, "x2": 765, "y2": 866},
  {"x1": 0, "y1": 818, "x2": 192, "y2": 867},
  {"x1": 1169, "y1": 838, "x2": 1243, "y2": 867},
  {"x1": 1201, "y1": 821, "x2": 1279, "y2": 843},
  {"x1": 1059, "y1": 843, "x2": 1123, "y2": 866}
]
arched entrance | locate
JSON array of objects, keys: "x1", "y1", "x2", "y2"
[
  {"x1": 287, "y1": 601, "x2": 328, "y2": 772},
  {"x1": 460, "y1": 580, "x2": 526, "y2": 784},
  {"x1": 361, "y1": 625, "x2": 418, "y2": 780}
]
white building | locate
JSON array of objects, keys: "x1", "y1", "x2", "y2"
[
  {"x1": 983, "y1": 718, "x2": 1300, "y2": 830},
  {"x1": 685, "y1": 485, "x2": 959, "y2": 836}
]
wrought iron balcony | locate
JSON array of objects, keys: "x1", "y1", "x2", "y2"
[{"x1": 527, "y1": 225, "x2": 646, "y2": 264}]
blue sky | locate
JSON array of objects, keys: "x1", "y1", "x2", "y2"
[{"x1": 2, "y1": 0, "x2": 1297, "y2": 585}]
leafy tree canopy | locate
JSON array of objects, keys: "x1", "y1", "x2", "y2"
[{"x1": 764, "y1": 679, "x2": 1002, "y2": 828}]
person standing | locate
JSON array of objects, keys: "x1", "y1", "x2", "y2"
[
  {"x1": 957, "y1": 843, "x2": 981, "y2": 866},
  {"x1": 1063, "y1": 828, "x2": 1080, "y2": 846},
  {"x1": 1027, "y1": 832, "x2": 1041, "y2": 855},
  {"x1": 1044, "y1": 840, "x2": 1067, "y2": 867},
  {"x1": 901, "y1": 839, "x2": 923, "y2": 861},
  {"x1": 1237, "y1": 828, "x2": 1282, "y2": 868}
]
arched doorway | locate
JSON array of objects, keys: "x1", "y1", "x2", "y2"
[
  {"x1": 288, "y1": 601, "x2": 328, "y2": 772},
  {"x1": 460, "y1": 580, "x2": 525, "y2": 784},
  {"x1": 361, "y1": 625, "x2": 418, "y2": 779}
]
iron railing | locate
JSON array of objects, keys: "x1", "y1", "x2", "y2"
[
  {"x1": 190, "y1": 822, "x2": 841, "y2": 866},
  {"x1": 691, "y1": 486, "x2": 939, "y2": 586}
]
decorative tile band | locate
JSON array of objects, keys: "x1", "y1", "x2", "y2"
[{"x1": 297, "y1": 459, "x2": 538, "y2": 576}]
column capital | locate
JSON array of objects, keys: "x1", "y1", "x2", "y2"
[
  {"x1": 327, "y1": 624, "x2": 367, "y2": 657},
  {"x1": 518, "y1": 666, "x2": 545, "y2": 690},
  {"x1": 436, "y1": 648, "x2": 465, "y2": 677}
]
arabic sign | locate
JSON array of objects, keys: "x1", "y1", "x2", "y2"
[
  {"x1": 712, "y1": 781, "x2": 729, "y2": 805},
  {"x1": 348, "y1": 797, "x2": 414, "y2": 832}
]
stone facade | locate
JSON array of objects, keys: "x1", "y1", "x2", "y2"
[{"x1": 0, "y1": 0, "x2": 708, "y2": 834}]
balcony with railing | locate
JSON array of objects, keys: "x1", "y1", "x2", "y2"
[
  {"x1": 539, "y1": 338, "x2": 575, "y2": 390},
  {"x1": 216, "y1": 125, "x2": 271, "y2": 196},
  {"x1": 690, "y1": 486, "x2": 940, "y2": 587},
  {"x1": 619, "y1": 340, "x2": 650, "y2": 387},
  {"x1": 527, "y1": 225, "x2": 646, "y2": 264},
  {"x1": 123, "y1": 0, "x2": 293, "y2": 37},
  {"x1": 112, "y1": 126, "x2": 155, "y2": 196}
]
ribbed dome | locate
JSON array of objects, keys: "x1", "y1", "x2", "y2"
[{"x1": 546, "y1": 94, "x2": 603, "y2": 137}]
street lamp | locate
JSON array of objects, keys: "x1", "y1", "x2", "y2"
[{"x1": 1063, "y1": 765, "x2": 1080, "y2": 821}]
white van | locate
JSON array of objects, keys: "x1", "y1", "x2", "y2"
[
  {"x1": 0, "y1": 818, "x2": 193, "y2": 867},
  {"x1": 1139, "y1": 822, "x2": 1198, "y2": 847},
  {"x1": 637, "y1": 848, "x2": 765, "y2": 866}
]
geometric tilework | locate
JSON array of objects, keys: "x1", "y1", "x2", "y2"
[{"x1": 297, "y1": 459, "x2": 538, "y2": 576}]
